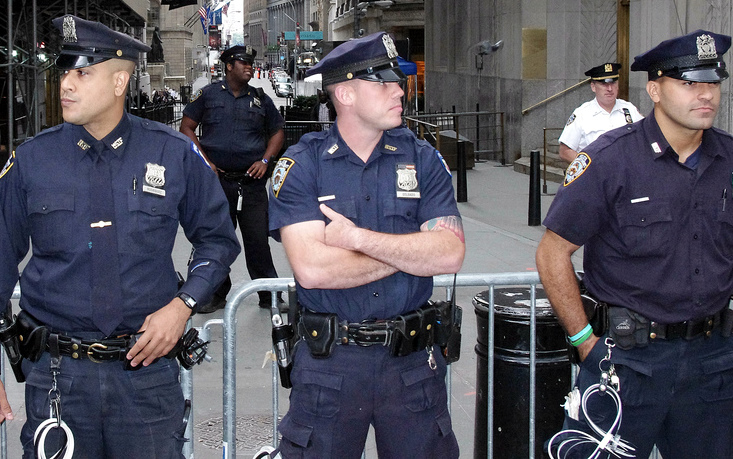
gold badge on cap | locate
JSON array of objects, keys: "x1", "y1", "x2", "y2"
[
  {"x1": 62, "y1": 16, "x2": 78, "y2": 43},
  {"x1": 604, "y1": 63, "x2": 613, "y2": 72},
  {"x1": 116, "y1": 50, "x2": 123, "y2": 57},
  {"x1": 347, "y1": 72, "x2": 354, "y2": 80},
  {"x1": 697, "y1": 34, "x2": 718, "y2": 60},
  {"x1": 382, "y1": 34, "x2": 398, "y2": 59}
]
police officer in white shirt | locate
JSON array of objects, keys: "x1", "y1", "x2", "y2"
[{"x1": 558, "y1": 63, "x2": 643, "y2": 162}]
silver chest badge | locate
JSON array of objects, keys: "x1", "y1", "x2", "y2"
[
  {"x1": 396, "y1": 164, "x2": 420, "y2": 198},
  {"x1": 143, "y1": 163, "x2": 166, "y2": 196}
]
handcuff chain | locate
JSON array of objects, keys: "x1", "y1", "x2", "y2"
[{"x1": 598, "y1": 337, "x2": 620, "y2": 392}]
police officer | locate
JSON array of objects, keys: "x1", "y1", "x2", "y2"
[
  {"x1": 267, "y1": 32, "x2": 465, "y2": 458},
  {"x1": 181, "y1": 45, "x2": 285, "y2": 311},
  {"x1": 537, "y1": 30, "x2": 733, "y2": 459},
  {"x1": 558, "y1": 62, "x2": 644, "y2": 162},
  {"x1": 0, "y1": 15, "x2": 240, "y2": 457}
]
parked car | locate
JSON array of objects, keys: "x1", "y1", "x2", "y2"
[
  {"x1": 275, "y1": 79, "x2": 294, "y2": 97},
  {"x1": 271, "y1": 71, "x2": 290, "y2": 90}
]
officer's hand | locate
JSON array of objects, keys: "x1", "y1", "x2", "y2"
[
  {"x1": 247, "y1": 161, "x2": 269, "y2": 180},
  {"x1": 126, "y1": 300, "x2": 190, "y2": 367},
  {"x1": 0, "y1": 381, "x2": 13, "y2": 423},
  {"x1": 577, "y1": 334, "x2": 599, "y2": 362},
  {"x1": 320, "y1": 204, "x2": 358, "y2": 250}
]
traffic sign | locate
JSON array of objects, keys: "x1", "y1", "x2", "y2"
[{"x1": 284, "y1": 31, "x2": 323, "y2": 41}]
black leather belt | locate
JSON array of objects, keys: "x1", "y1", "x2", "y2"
[
  {"x1": 49, "y1": 334, "x2": 133, "y2": 363},
  {"x1": 344, "y1": 321, "x2": 394, "y2": 346},
  {"x1": 649, "y1": 311, "x2": 722, "y2": 340}
]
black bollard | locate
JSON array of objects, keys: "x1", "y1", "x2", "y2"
[
  {"x1": 528, "y1": 149, "x2": 541, "y2": 226},
  {"x1": 457, "y1": 140, "x2": 468, "y2": 203}
]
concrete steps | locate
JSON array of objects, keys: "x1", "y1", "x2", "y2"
[{"x1": 513, "y1": 148, "x2": 569, "y2": 184}]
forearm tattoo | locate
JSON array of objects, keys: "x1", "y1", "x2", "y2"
[{"x1": 422, "y1": 215, "x2": 465, "y2": 243}]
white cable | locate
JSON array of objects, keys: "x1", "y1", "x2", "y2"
[
  {"x1": 547, "y1": 383, "x2": 635, "y2": 459},
  {"x1": 33, "y1": 418, "x2": 75, "y2": 459}
]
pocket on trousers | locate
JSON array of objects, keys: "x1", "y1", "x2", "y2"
[
  {"x1": 278, "y1": 415, "x2": 314, "y2": 450},
  {"x1": 24, "y1": 366, "x2": 73, "y2": 420},
  {"x1": 128, "y1": 362, "x2": 183, "y2": 424},
  {"x1": 699, "y1": 350, "x2": 733, "y2": 401},
  {"x1": 401, "y1": 362, "x2": 443, "y2": 413},
  {"x1": 296, "y1": 369, "x2": 343, "y2": 418}
]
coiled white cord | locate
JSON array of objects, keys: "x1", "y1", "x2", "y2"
[
  {"x1": 33, "y1": 418, "x2": 75, "y2": 459},
  {"x1": 547, "y1": 383, "x2": 635, "y2": 459}
]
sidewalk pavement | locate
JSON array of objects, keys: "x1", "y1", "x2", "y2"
[{"x1": 2, "y1": 77, "x2": 582, "y2": 458}]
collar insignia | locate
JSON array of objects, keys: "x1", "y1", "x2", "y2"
[
  {"x1": 111, "y1": 137, "x2": 124, "y2": 149},
  {"x1": 327, "y1": 144, "x2": 339, "y2": 154},
  {"x1": 0, "y1": 151, "x2": 14, "y2": 180},
  {"x1": 385, "y1": 144, "x2": 397, "y2": 151},
  {"x1": 77, "y1": 139, "x2": 90, "y2": 151},
  {"x1": 62, "y1": 16, "x2": 77, "y2": 43}
]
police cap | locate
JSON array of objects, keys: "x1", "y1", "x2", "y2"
[
  {"x1": 305, "y1": 32, "x2": 406, "y2": 87},
  {"x1": 52, "y1": 15, "x2": 151, "y2": 70},
  {"x1": 220, "y1": 45, "x2": 256, "y2": 65},
  {"x1": 631, "y1": 29, "x2": 731, "y2": 82},
  {"x1": 585, "y1": 63, "x2": 620, "y2": 82}
]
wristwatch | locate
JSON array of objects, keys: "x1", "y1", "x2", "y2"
[{"x1": 177, "y1": 292, "x2": 197, "y2": 312}]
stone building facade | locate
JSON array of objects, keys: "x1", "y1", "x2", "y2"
[{"x1": 425, "y1": 0, "x2": 733, "y2": 163}]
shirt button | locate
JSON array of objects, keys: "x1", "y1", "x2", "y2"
[
  {"x1": 151, "y1": 207, "x2": 157, "y2": 212},
  {"x1": 694, "y1": 202, "x2": 699, "y2": 209},
  {"x1": 695, "y1": 268, "x2": 700, "y2": 274},
  {"x1": 640, "y1": 217, "x2": 646, "y2": 222},
  {"x1": 693, "y1": 234, "x2": 698, "y2": 240},
  {"x1": 365, "y1": 195, "x2": 371, "y2": 201},
  {"x1": 42, "y1": 205, "x2": 48, "y2": 211},
  {"x1": 373, "y1": 292, "x2": 379, "y2": 297}
]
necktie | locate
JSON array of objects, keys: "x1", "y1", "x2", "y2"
[{"x1": 90, "y1": 143, "x2": 124, "y2": 336}]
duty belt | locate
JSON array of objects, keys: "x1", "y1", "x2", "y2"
[
  {"x1": 49, "y1": 334, "x2": 132, "y2": 363},
  {"x1": 299, "y1": 302, "x2": 454, "y2": 358},
  {"x1": 649, "y1": 312, "x2": 722, "y2": 340}
]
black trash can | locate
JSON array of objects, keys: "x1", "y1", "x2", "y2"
[{"x1": 473, "y1": 288, "x2": 571, "y2": 459}]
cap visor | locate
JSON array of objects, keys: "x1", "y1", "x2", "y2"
[
  {"x1": 55, "y1": 53, "x2": 108, "y2": 70},
  {"x1": 359, "y1": 67, "x2": 407, "y2": 83},
  {"x1": 677, "y1": 67, "x2": 729, "y2": 83}
]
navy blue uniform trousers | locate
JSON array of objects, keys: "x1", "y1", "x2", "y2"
[
  {"x1": 277, "y1": 343, "x2": 460, "y2": 458},
  {"x1": 20, "y1": 339, "x2": 185, "y2": 458},
  {"x1": 219, "y1": 177, "x2": 279, "y2": 303},
  {"x1": 559, "y1": 332, "x2": 733, "y2": 459}
]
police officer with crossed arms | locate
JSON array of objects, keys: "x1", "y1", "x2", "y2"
[{"x1": 267, "y1": 32, "x2": 466, "y2": 458}]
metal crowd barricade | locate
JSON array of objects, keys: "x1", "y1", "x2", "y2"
[{"x1": 220, "y1": 273, "x2": 550, "y2": 459}]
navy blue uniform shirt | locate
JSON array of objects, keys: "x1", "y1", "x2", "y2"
[
  {"x1": 544, "y1": 110, "x2": 733, "y2": 323},
  {"x1": 0, "y1": 114, "x2": 241, "y2": 334},
  {"x1": 183, "y1": 80, "x2": 284, "y2": 171},
  {"x1": 268, "y1": 124, "x2": 459, "y2": 323}
]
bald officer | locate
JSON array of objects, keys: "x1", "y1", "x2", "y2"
[
  {"x1": 538, "y1": 30, "x2": 733, "y2": 458},
  {"x1": 558, "y1": 63, "x2": 644, "y2": 162},
  {"x1": 267, "y1": 32, "x2": 465, "y2": 458},
  {"x1": 181, "y1": 45, "x2": 285, "y2": 312},
  {"x1": 0, "y1": 15, "x2": 239, "y2": 457}
]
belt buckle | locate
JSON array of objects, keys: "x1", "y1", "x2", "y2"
[{"x1": 87, "y1": 342, "x2": 108, "y2": 363}]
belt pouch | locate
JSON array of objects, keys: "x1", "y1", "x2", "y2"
[
  {"x1": 299, "y1": 312, "x2": 338, "y2": 358},
  {"x1": 582, "y1": 294, "x2": 608, "y2": 336},
  {"x1": 608, "y1": 307, "x2": 649, "y2": 350},
  {"x1": 16, "y1": 310, "x2": 48, "y2": 362},
  {"x1": 390, "y1": 311, "x2": 422, "y2": 357}
]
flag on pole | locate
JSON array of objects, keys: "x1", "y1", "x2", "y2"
[{"x1": 198, "y1": 5, "x2": 210, "y2": 34}]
